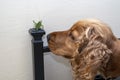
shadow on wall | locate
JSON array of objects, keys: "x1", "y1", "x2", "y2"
[{"x1": 51, "y1": 54, "x2": 71, "y2": 68}]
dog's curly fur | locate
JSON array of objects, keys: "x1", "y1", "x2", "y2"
[{"x1": 48, "y1": 19, "x2": 120, "y2": 80}]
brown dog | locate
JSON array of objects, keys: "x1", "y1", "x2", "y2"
[{"x1": 47, "y1": 19, "x2": 120, "y2": 80}]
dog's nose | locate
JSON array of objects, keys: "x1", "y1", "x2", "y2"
[{"x1": 47, "y1": 34, "x2": 51, "y2": 41}]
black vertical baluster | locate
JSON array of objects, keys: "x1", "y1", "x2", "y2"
[{"x1": 29, "y1": 28, "x2": 45, "y2": 80}]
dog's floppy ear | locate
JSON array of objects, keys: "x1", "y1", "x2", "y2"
[
  {"x1": 85, "y1": 27, "x2": 96, "y2": 39},
  {"x1": 78, "y1": 43, "x2": 112, "y2": 80}
]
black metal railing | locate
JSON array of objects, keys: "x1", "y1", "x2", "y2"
[{"x1": 29, "y1": 29, "x2": 50, "y2": 80}]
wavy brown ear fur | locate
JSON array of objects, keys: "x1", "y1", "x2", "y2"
[
  {"x1": 71, "y1": 25, "x2": 113, "y2": 79},
  {"x1": 72, "y1": 36, "x2": 113, "y2": 80},
  {"x1": 85, "y1": 27, "x2": 96, "y2": 39},
  {"x1": 78, "y1": 27, "x2": 99, "y2": 54}
]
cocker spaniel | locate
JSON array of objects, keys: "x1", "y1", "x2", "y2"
[{"x1": 47, "y1": 19, "x2": 120, "y2": 80}]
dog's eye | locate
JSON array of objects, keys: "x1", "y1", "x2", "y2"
[
  {"x1": 69, "y1": 32, "x2": 75, "y2": 40},
  {"x1": 71, "y1": 35, "x2": 75, "y2": 40}
]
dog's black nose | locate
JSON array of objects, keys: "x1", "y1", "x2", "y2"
[{"x1": 47, "y1": 34, "x2": 51, "y2": 41}]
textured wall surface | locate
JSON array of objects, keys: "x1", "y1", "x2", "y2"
[{"x1": 0, "y1": 0, "x2": 120, "y2": 80}]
